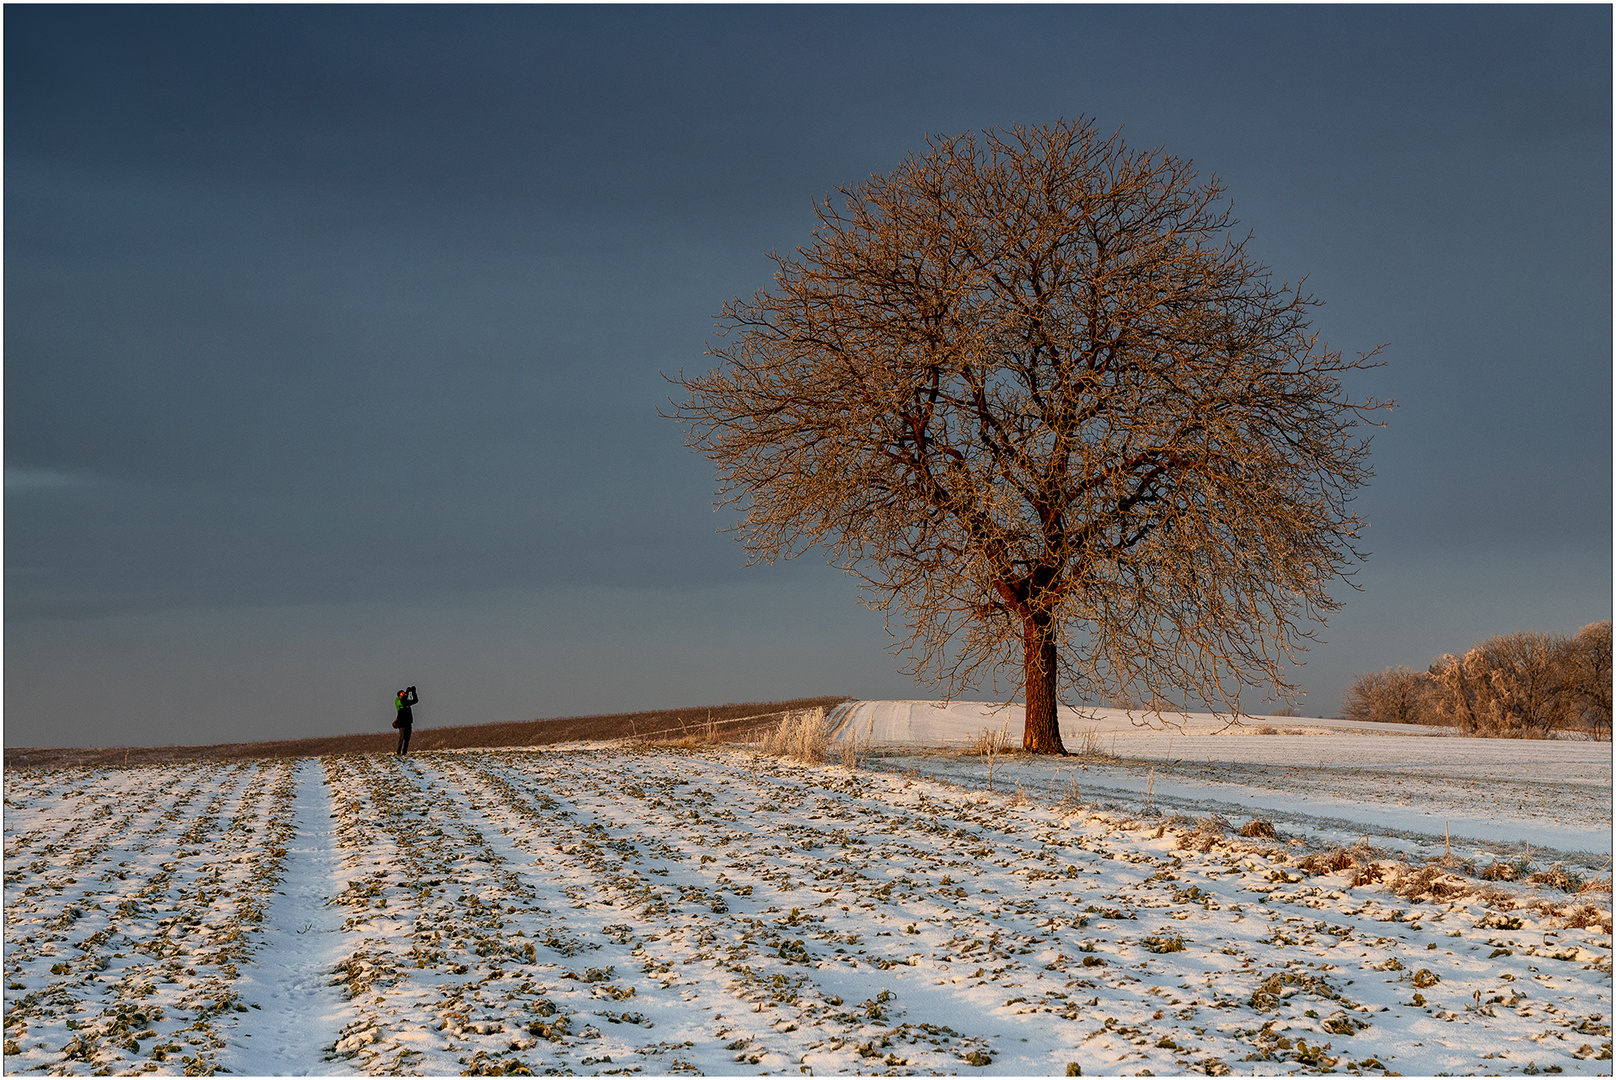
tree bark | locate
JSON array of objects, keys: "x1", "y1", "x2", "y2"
[{"x1": 1022, "y1": 611, "x2": 1067, "y2": 754}]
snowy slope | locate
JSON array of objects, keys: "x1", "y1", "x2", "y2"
[
  {"x1": 832, "y1": 701, "x2": 1614, "y2": 866},
  {"x1": 828, "y1": 698, "x2": 1596, "y2": 744}
]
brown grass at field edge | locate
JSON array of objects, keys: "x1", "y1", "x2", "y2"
[{"x1": 4, "y1": 696, "x2": 851, "y2": 771}]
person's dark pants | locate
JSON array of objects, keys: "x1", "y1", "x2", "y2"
[{"x1": 396, "y1": 724, "x2": 412, "y2": 755}]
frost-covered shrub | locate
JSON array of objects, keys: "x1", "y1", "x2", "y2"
[
  {"x1": 759, "y1": 707, "x2": 830, "y2": 764},
  {"x1": 1348, "y1": 621, "x2": 1612, "y2": 738},
  {"x1": 1341, "y1": 667, "x2": 1439, "y2": 725}
]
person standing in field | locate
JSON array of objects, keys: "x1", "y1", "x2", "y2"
[{"x1": 392, "y1": 685, "x2": 418, "y2": 755}]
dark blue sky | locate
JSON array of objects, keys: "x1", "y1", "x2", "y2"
[{"x1": 6, "y1": 6, "x2": 1610, "y2": 747}]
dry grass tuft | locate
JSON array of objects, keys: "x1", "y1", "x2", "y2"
[
  {"x1": 1238, "y1": 818, "x2": 1278, "y2": 840},
  {"x1": 1471, "y1": 885, "x2": 1518, "y2": 913},
  {"x1": 1577, "y1": 875, "x2": 1613, "y2": 896},
  {"x1": 1480, "y1": 853, "x2": 1539, "y2": 882},
  {"x1": 1297, "y1": 847, "x2": 1362, "y2": 876},
  {"x1": 1177, "y1": 814, "x2": 1232, "y2": 853},
  {"x1": 1523, "y1": 897, "x2": 1562, "y2": 919},
  {"x1": 1297, "y1": 840, "x2": 1390, "y2": 881},
  {"x1": 758, "y1": 707, "x2": 831, "y2": 764},
  {"x1": 838, "y1": 739, "x2": 861, "y2": 771},
  {"x1": 1432, "y1": 853, "x2": 1479, "y2": 876},
  {"x1": 1070, "y1": 724, "x2": 1110, "y2": 760},
  {"x1": 1529, "y1": 863, "x2": 1585, "y2": 892},
  {"x1": 967, "y1": 720, "x2": 1014, "y2": 791},
  {"x1": 1349, "y1": 862, "x2": 1387, "y2": 888},
  {"x1": 966, "y1": 726, "x2": 1013, "y2": 757},
  {"x1": 1558, "y1": 903, "x2": 1614, "y2": 934},
  {"x1": 1326, "y1": 848, "x2": 1361, "y2": 873},
  {"x1": 1389, "y1": 863, "x2": 1471, "y2": 903},
  {"x1": 651, "y1": 713, "x2": 728, "y2": 749},
  {"x1": 834, "y1": 710, "x2": 878, "y2": 772}
]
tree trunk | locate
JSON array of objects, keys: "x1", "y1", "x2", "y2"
[{"x1": 1021, "y1": 611, "x2": 1067, "y2": 754}]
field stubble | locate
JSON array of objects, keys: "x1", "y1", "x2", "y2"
[{"x1": 3, "y1": 740, "x2": 1611, "y2": 1076}]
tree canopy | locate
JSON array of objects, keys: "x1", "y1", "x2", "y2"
[{"x1": 674, "y1": 119, "x2": 1388, "y2": 752}]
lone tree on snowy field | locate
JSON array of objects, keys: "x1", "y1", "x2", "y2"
[{"x1": 672, "y1": 119, "x2": 1388, "y2": 754}]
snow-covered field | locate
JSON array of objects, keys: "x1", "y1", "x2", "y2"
[
  {"x1": 3, "y1": 704, "x2": 1611, "y2": 1076},
  {"x1": 830, "y1": 702, "x2": 1614, "y2": 867}
]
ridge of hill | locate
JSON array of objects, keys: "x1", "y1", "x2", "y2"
[{"x1": 4, "y1": 695, "x2": 849, "y2": 771}]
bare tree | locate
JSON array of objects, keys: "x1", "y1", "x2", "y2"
[
  {"x1": 1340, "y1": 666, "x2": 1438, "y2": 725},
  {"x1": 672, "y1": 120, "x2": 1387, "y2": 753},
  {"x1": 1567, "y1": 620, "x2": 1613, "y2": 736},
  {"x1": 1429, "y1": 632, "x2": 1569, "y2": 738},
  {"x1": 1354, "y1": 621, "x2": 1612, "y2": 739}
]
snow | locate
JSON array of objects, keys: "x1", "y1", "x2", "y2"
[
  {"x1": 3, "y1": 707, "x2": 1611, "y2": 1076},
  {"x1": 225, "y1": 761, "x2": 356, "y2": 1073},
  {"x1": 832, "y1": 701, "x2": 1614, "y2": 865},
  {"x1": 827, "y1": 699, "x2": 1473, "y2": 742}
]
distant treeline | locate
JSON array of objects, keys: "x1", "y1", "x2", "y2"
[{"x1": 1342, "y1": 621, "x2": 1611, "y2": 739}]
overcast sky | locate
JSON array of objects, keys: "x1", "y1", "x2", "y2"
[{"x1": 6, "y1": 6, "x2": 1610, "y2": 748}]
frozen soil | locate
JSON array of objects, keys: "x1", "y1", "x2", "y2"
[{"x1": 3, "y1": 743, "x2": 1611, "y2": 1076}]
